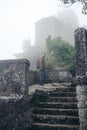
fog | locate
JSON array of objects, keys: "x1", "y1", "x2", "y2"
[
  {"x1": 0, "y1": 0, "x2": 58, "y2": 59},
  {"x1": 55, "y1": 9, "x2": 79, "y2": 45},
  {"x1": 0, "y1": 0, "x2": 87, "y2": 61},
  {"x1": 14, "y1": 8, "x2": 79, "y2": 70}
]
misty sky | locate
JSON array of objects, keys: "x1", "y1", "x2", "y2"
[{"x1": 0, "y1": 0, "x2": 87, "y2": 60}]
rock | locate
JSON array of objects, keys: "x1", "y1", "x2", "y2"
[{"x1": 59, "y1": 71, "x2": 72, "y2": 82}]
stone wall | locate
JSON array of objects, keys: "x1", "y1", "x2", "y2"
[
  {"x1": 0, "y1": 59, "x2": 33, "y2": 130},
  {"x1": 75, "y1": 28, "x2": 87, "y2": 130},
  {"x1": 27, "y1": 71, "x2": 36, "y2": 85},
  {"x1": 0, "y1": 96, "x2": 32, "y2": 130},
  {"x1": 32, "y1": 70, "x2": 73, "y2": 84},
  {"x1": 76, "y1": 85, "x2": 87, "y2": 130},
  {"x1": 46, "y1": 70, "x2": 72, "y2": 83},
  {"x1": 0, "y1": 59, "x2": 30, "y2": 96}
]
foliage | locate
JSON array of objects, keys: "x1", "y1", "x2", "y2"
[
  {"x1": 46, "y1": 37, "x2": 75, "y2": 75},
  {"x1": 15, "y1": 37, "x2": 75, "y2": 75},
  {"x1": 58, "y1": 0, "x2": 87, "y2": 14}
]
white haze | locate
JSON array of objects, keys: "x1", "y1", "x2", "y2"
[
  {"x1": 0, "y1": 0, "x2": 59, "y2": 59},
  {"x1": 0, "y1": 0, "x2": 87, "y2": 60}
]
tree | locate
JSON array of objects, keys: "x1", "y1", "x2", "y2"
[
  {"x1": 46, "y1": 37, "x2": 75, "y2": 75},
  {"x1": 58, "y1": 0, "x2": 87, "y2": 14}
]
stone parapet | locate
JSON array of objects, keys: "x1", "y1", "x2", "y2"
[{"x1": 0, "y1": 59, "x2": 30, "y2": 96}]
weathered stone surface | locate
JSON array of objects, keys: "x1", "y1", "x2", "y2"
[
  {"x1": 76, "y1": 85, "x2": 87, "y2": 108},
  {"x1": 46, "y1": 70, "x2": 60, "y2": 83},
  {"x1": 35, "y1": 70, "x2": 73, "y2": 84},
  {"x1": 31, "y1": 83, "x2": 79, "y2": 130},
  {"x1": 79, "y1": 109, "x2": 87, "y2": 130},
  {"x1": 33, "y1": 114, "x2": 79, "y2": 125},
  {"x1": 58, "y1": 71, "x2": 72, "y2": 82},
  {"x1": 27, "y1": 71, "x2": 36, "y2": 86},
  {"x1": 75, "y1": 28, "x2": 87, "y2": 130},
  {"x1": 0, "y1": 96, "x2": 32, "y2": 130},
  {"x1": 76, "y1": 76, "x2": 87, "y2": 84},
  {"x1": 0, "y1": 59, "x2": 30, "y2": 96},
  {"x1": 75, "y1": 28, "x2": 87, "y2": 76}
]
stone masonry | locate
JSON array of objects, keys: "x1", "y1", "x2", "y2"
[
  {"x1": 0, "y1": 59, "x2": 30, "y2": 96},
  {"x1": 75, "y1": 28, "x2": 87, "y2": 130},
  {"x1": 0, "y1": 59, "x2": 32, "y2": 130},
  {"x1": 0, "y1": 96, "x2": 32, "y2": 130}
]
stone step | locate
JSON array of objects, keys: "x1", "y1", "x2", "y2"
[
  {"x1": 32, "y1": 114, "x2": 79, "y2": 125},
  {"x1": 35, "y1": 97, "x2": 77, "y2": 102},
  {"x1": 53, "y1": 87, "x2": 76, "y2": 92},
  {"x1": 31, "y1": 123, "x2": 79, "y2": 130},
  {"x1": 33, "y1": 108, "x2": 79, "y2": 116},
  {"x1": 35, "y1": 102, "x2": 77, "y2": 109},
  {"x1": 47, "y1": 92, "x2": 76, "y2": 97},
  {"x1": 31, "y1": 85, "x2": 79, "y2": 130},
  {"x1": 47, "y1": 97, "x2": 77, "y2": 102},
  {"x1": 34, "y1": 88, "x2": 76, "y2": 97}
]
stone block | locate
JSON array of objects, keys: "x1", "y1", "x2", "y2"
[
  {"x1": 0, "y1": 59, "x2": 30, "y2": 96},
  {"x1": 76, "y1": 85, "x2": 87, "y2": 130},
  {"x1": 58, "y1": 71, "x2": 72, "y2": 82},
  {"x1": 0, "y1": 96, "x2": 32, "y2": 130},
  {"x1": 75, "y1": 28, "x2": 87, "y2": 76},
  {"x1": 76, "y1": 85, "x2": 87, "y2": 108},
  {"x1": 79, "y1": 109, "x2": 87, "y2": 130}
]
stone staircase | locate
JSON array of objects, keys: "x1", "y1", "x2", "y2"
[{"x1": 31, "y1": 84, "x2": 80, "y2": 130}]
